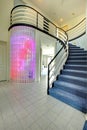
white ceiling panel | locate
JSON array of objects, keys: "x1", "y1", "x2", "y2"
[{"x1": 22, "y1": 0, "x2": 86, "y2": 26}]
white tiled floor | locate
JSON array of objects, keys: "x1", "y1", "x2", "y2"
[{"x1": 0, "y1": 76, "x2": 85, "y2": 130}]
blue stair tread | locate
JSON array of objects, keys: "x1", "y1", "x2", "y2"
[
  {"x1": 69, "y1": 49, "x2": 86, "y2": 53},
  {"x1": 70, "y1": 52, "x2": 87, "y2": 54},
  {"x1": 49, "y1": 88, "x2": 87, "y2": 113},
  {"x1": 63, "y1": 69, "x2": 87, "y2": 74},
  {"x1": 54, "y1": 81, "x2": 87, "y2": 94},
  {"x1": 66, "y1": 60, "x2": 87, "y2": 64},
  {"x1": 70, "y1": 48, "x2": 84, "y2": 49},
  {"x1": 69, "y1": 52, "x2": 87, "y2": 54},
  {"x1": 67, "y1": 60, "x2": 87, "y2": 62},
  {"x1": 49, "y1": 88, "x2": 86, "y2": 107},
  {"x1": 62, "y1": 69, "x2": 87, "y2": 80},
  {"x1": 69, "y1": 48, "x2": 86, "y2": 50},
  {"x1": 69, "y1": 55, "x2": 86, "y2": 57},
  {"x1": 69, "y1": 47, "x2": 80, "y2": 48},
  {"x1": 59, "y1": 75, "x2": 87, "y2": 83},
  {"x1": 69, "y1": 53, "x2": 87, "y2": 55},
  {"x1": 49, "y1": 43, "x2": 87, "y2": 113},
  {"x1": 68, "y1": 56, "x2": 87, "y2": 59},
  {"x1": 83, "y1": 121, "x2": 87, "y2": 130},
  {"x1": 65, "y1": 64, "x2": 87, "y2": 67}
]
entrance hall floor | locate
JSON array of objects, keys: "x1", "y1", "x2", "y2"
[{"x1": 0, "y1": 76, "x2": 85, "y2": 130}]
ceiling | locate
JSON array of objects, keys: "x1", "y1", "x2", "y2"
[
  {"x1": 22, "y1": 0, "x2": 86, "y2": 56},
  {"x1": 22, "y1": 0, "x2": 86, "y2": 26}
]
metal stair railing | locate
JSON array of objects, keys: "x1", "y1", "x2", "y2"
[
  {"x1": 9, "y1": 5, "x2": 68, "y2": 44},
  {"x1": 47, "y1": 42, "x2": 68, "y2": 94}
]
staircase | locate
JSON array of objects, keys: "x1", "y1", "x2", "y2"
[{"x1": 49, "y1": 43, "x2": 87, "y2": 113}]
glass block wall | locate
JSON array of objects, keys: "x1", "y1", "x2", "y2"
[{"x1": 10, "y1": 26, "x2": 36, "y2": 82}]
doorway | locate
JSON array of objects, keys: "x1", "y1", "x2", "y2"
[{"x1": 0, "y1": 41, "x2": 7, "y2": 81}]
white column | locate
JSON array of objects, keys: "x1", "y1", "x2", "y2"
[{"x1": 35, "y1": 30, "x2": 41, "y2": 82}]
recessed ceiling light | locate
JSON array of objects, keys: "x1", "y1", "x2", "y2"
[
  {"x1": 60, "y1": 18, "x2": 63, "y2": 22},
  {"x1": 37, "y1": 0, "x2": 42, "y2": 2}
]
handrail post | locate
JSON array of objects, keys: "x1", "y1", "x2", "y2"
[
  {"x1": 37, "y1": 12, "x2": 38, "y2": 28},
  {"x1": 47, "y1": 64, "x2": 50, "y2": 94}
]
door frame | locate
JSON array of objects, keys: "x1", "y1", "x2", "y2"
[{"x1": 0, "y1": 41, "x2": 8, "y2": 81}]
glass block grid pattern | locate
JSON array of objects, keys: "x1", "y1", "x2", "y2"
[{"x1": 10, "y1": 26, "x2": 36, "y2": 82}]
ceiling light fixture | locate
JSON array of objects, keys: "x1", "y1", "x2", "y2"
[
  {"x1": 37, "y1": 0, "x2": 42, "y2": 2},
  {"x1": 60, "y1": 18, "x2": 63, "y2": 22}
]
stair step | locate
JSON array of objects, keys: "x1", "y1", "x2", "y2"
[
  {"x1": 69, "y1": 53, "x2": 87, "y2": 56},
  {"x1": 68, "y1": 56, "x2": 87, "y2": 60},
  {"x1": 69, "y1": 50, "x2": 86, "y2": 53},
  {"x1": 69, "y1": 44, "x2": 77, "y2": 47},
  {"x1": 49, "y1": 88, "x2": 87, "y2": 113},
  {"x1": 66, "y1": 60, "x2": 87, "y2": 65},
  {"x1": 64, "y1": 64, "x2": 87, "y2": 71},
  {"x1": 53, "y1": 81, "x2": 87, "y2": 98},
  {"x1": 69, "y1": 47, "x2": 80, "y2": 49},
  {"x1": 69, "y1": 46, "x2": 80, "y2": 48},
  {"x1": 49, "y1": 43, "x2": 87, "y2": 113},
  {"x1": 58, "y1": 75, "x2": 87, "y2": 87},
  {"x1": 62, "y1": 69, "x2": 87, "y2": 78},
  {"x1": 83, "y1": 121, "x2": 87, "y2": 130},
  {"x1": 69, "y1": 51, "x2": 87, "y2": 53},
  {"x1": 69, "y1": 48, "x2": 84, "y2": 51}
]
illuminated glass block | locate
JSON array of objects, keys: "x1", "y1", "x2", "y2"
[{"x1": 10, "y1": 26, "x2": 36, "y2": 82}]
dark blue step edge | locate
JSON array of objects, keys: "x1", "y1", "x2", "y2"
[
  {"x1": 62, "y1": 69, "x2": 87, "y2": 78},
  {"x1": 69, "y1": 48, "x2": 84, "y2": 50},
  {"x1": 49, "y1": 88, "x2": 87, "y2": 113},
  {"x1": 69, "y1": 50, "x2": 85, "y2": 53},
  {"x1": 83, "y1": 121, "x2": 87, "y2": 130},
  {"x1": 68, "y1": 56, "x2": 87, "y2": 60},
  {"x1": 66, "y1": 60, "x2": 87, "y2": 65},
  {"x1": 69, "y1": 46, "x2": 81, "y2": 49},
  {"x1": 66, "y1": 62, "x2": 87, "y2": 65},
  {"x1": 69, "y1": 53, "x2": 87, "y2": 55},
  {"x1": 64, "y1": 64, "x2": 87, "y2": 71},
  {"x1": 58, "y1": 75, "x2": 87, "y2": 87},
  {"x1": 53, "y1": 81, "x2": 87, "y2": 98},
  {"x1": 69, "y1": 50, "x2": 87, "y2": 54}
]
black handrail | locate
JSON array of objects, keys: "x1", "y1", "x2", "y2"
[
  {"x1": 47, "y1": 45, "x2": 64, "y2": 94},
  {"x1": 9, "y1": 5, "x2": 68, "y2": 53},
  {"x1": 10, "y1": 5, "x2": 67, "y2": 35},
  {"x1": 47, "y1": 40, "x2": 67, "y2": 94},
  {"x1": 9, "y1": 4, "x2": 68, "y2": 37},
  {"x1": 8, "y1": 23, "x2": 67, "y2": 45}
]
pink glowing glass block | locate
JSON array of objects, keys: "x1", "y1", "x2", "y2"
[{"x1": 10, "y1": 26, "x2": 36, "y2": 82}]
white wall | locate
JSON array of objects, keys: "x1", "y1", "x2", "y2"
[
  {"x1": 69, "y1": 1, "x2": 87, "y2": 50},
  {"x1": 0, "y1": 0, "x2": 13, "y2": 41},
  {"x1": 0, "y1": 0, "x2": 13, "y2": 80},
  {"x1": 35, "y1": 29, "x2": 57, "y2": 81},
  {"x1": 71, "y1": 34, "x2": 87, "y2": 50}
]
